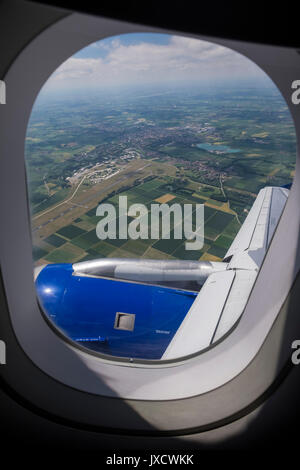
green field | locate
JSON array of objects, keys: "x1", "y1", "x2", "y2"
[
  {"x1": 33, "y1": 176, "x2": 240, "y2": 263},
  {"x1": 32, "y1": 246, "x2": 48, "y2": 261},
  {"x1": 44, "y1": 233, "x2": 67, "y2": 247},
  {"x1": 56, "y1": 224, "x2": 86, "y2": 240}
]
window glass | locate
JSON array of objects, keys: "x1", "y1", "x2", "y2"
[{"x1": 25, "y1": 33, "x2": 296, "y2": 360}]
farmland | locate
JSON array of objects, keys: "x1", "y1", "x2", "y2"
[
  {"x1": 26, "y1": 82, "x2": 296, "y2": 265},
  {"x1": 32, "y1": 175, "x2": 237, "y2": 264}
]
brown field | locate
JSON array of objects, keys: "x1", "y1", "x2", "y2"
[
  {"x1": 32, "y1": 159, "x2": 156, "y2": 241},
  {"x1": 155, "y1": 193, "x2": 176, "y2": 204},
  {"x1": 107, "y1": 248, "x2": 138, "y2": 259}
]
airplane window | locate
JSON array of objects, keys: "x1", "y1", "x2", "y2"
[{"x1": 25, "y1": 33, "x2": 296, "y2": 361}]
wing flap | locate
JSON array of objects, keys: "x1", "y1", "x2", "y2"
[{"x1": 162, "y1": 270, "x2": 235, "y2": 359}]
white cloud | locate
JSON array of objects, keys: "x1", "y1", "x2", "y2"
[{"x1": 46, "y1": 35, "x2": 266, "y2": 90}]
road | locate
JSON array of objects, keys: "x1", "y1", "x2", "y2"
[{"x1": 219, "y1": 173, "x2": 242, "y2": 226}]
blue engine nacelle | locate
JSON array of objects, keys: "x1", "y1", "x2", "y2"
[{"x1": 35, "y1": 263, "x2": 197, "y2": 360}]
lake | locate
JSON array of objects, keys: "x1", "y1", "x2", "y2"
[{"x1": 196, "y1": 143, "x2": 241, "y2": 154}]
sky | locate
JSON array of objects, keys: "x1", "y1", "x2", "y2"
[{"x1": 41, "y1": 33, "x2": 271, "y2": 94}]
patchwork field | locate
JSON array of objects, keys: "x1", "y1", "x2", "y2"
[{"x1": 33, "y1": 174, "x2": 240, "y2": 265}]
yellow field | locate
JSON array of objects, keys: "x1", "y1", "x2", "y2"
[
  {"x1": 191, "y1": 192, "x2": 236, "y2": 214},
  {"x1": 192, "y1": 193, "x2": 208, "y2": 201},
  {"x1": 25, "y1": 137, "x2": 42, "y2": 142},
  {"x1": 252, "y1": 132, "x2": 269, "y2": 138},
  {"x1": 268, "y1": 167, "x2": 280, "y2": 178},
  {"x1": 204, "y1": 200, "x2": 235, "y2": 214},
  {"x1": 200, "y1": 253, "x2": 222, "y2": 262},
  {"x1": 155, "y1": 193, "x2": 176, "y2": 203},
  {"x1": 219, "y1": 201, "x2": 236, "y2": 214}
]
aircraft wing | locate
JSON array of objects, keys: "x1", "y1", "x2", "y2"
[
  {"x1": 35, "y1": 186, "x2": 289, "y2": 360},
  {"x1": 162, "y1": 186, "x2": 289, "y2": 359},
  {"x1": 224, "y1": 186, "x2": 289, "y2": 270}
]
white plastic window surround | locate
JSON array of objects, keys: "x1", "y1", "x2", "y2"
[{"x1": 0, "y1": 12, "x2": 299, "y2": 401}]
